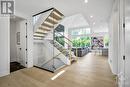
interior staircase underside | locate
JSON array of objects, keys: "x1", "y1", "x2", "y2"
[
  {"x1": 33, "y1": 8, "x2": 64, "y2": 40},
  {"x1": 33, "y1": 8, "x2": 77, "y2": 72}
]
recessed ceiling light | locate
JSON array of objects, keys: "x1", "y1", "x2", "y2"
[
  {"x1": 90, "y1": 15, "x2": 93, "y2": 18},
  {"x1": 85, "y1": 0, "x2": 88, "y2": 3},
  {"x1": 93, "y1": 22, "x2": 95, "y2": 25}
]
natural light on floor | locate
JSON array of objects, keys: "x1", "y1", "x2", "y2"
[{"x1": 51, "y1": 70, "x2": 66, "y2": 80}]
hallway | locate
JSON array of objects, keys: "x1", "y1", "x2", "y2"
[{"x1": 0, "y1": 53, "x2": 117, "y2": 87}]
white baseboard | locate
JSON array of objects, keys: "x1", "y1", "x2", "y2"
[{"x1": 0, "y1": 71, "x2": 10, "y2": 77}]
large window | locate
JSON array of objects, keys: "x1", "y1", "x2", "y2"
[
  {"x1": 72, "y1": 37, "x2": 91, "y2": 47},
  {"x1": 104, "y1": 35, "x2": 109, "y2": 47},
  {"x1": 54, "y1": 32, "x2": 65, "y2": 46},
  {"x1": 71, "y1": 28, "x2": 91, "y2": 36},
  {"x1": 69, "y1": 27, "x2": 91, "y2": 47}
]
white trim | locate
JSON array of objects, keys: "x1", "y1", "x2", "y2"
[{"x1": 0, "y1": 71, "x2": 10, "y2": 77}]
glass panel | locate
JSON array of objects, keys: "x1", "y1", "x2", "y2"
[
  {"x1": 33, "y1": 14, "x2": 41, "y2": 25},
  {"x1": 54, "y1": 31, "x2": 65, "y2": 46},
  {"x1": 33, "y1": 8, "x2": 66, "y2": 72}
]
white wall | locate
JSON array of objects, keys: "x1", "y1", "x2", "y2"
[
  {"x1": 0, "y1": 16, "x2": 10, "y2": 77},
  {"x1": 15, "y1": 20, "x2": 21, "y2": 63},
  {"x1": 108, "y1": 0, "x2": 120, "y2": 75},
  {"x1": 10, "y1": 20, "x2": 17, "y2": 62},
  {"x1": 61, "y1": 14, "x2": 89, "y2": 29},
  {"x1": 92, "y1": 22, "x2": 109, "y2": 33},
  {"x1": 108, "y1": 10, "x2": 119, "y2": 75}
]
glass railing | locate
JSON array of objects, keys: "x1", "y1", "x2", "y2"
[
  {"x1": 33, "y1": 14, "x2": 41, "y2": 25},
  {"x1": 54, "y1": 30, "x2": 78, "y2": 61},
  {"x1": 34, "y1": 29, "x2": 78, "y2": 72},
  {"x1": 33, "y1": 8, "x2": 78, "y2": 72}
]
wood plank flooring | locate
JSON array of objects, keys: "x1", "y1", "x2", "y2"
[{"x1": 0, "y1": 53, "x2": 117, "y2": 87}]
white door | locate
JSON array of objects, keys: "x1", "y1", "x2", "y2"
[
  {"x1": 17, "y1": 46, "x2": 22, "y2": 64},
  {"x1": 118, "y1": 0, "x2": 125, "y2": 87},
  {"x1": 119, "y1": 0, "x2": 130, "y2": 87},
  {"x1": 17, "y1": 20, "x2": 27, "y2": 67},
  {"x1": 124, "y1": 0, "x2": 130, "y2": 86}
]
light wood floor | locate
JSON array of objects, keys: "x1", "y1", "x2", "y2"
[{"x1": 0, "y1": 53, "x2": 117, "y2": 87}]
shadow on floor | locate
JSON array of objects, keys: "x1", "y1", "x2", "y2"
[{"x1": 10, "y1": 62, "x2": 25, "y2": 72}]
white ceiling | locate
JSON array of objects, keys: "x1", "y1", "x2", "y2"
[
  {"x1": 61, "y1": 14, "x2": 89, "y2": 28},
  {"x1": 15, "y1": 0, "x2": 114, "y2": 32}
]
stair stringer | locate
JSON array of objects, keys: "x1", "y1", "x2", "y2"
[
  {"x1": 53, "y1": 46, "x2": 71, "y2": 65},
  {"x1": 44, "y1": 17, "x2": 65, "y2": 40},
  {"x1": 38, "y1": 40, "x2": 70, "y2": 66},
  {"x1": 33, "y1": 10, "x2": 53, "y2": 33}
]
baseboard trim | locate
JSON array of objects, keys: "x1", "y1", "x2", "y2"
[{"x1": 0, "y1": 71, "x2": 10, "y2": 77}]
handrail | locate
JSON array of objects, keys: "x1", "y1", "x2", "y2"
[
  {"x1": 53, "y1": 49, "x2": 68, "y2": 58},
  {"x1": 41, "y1": 48, "x2": 68, "y2": 67},
  {"x1": 54, "y1": 30, "x2": 78, "y2": 63},
  {"x1": 54, "y1": 30, "x2": 73, "y2": 43},
  {"x1": 32, "y1": 8, "x2": 54, "y2": 17},
  {"x1": 54, "y1": 39, "x2": 71, "y2": 47}
]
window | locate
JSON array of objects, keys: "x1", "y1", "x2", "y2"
[
  {"x1": 54, "y1": 31, "x2": 65, "y2": 46},
  {"x1": 69, "y1": 27, "x2": 91, "y2": 47},
  {"x1": 72, "y1": 36, "x2": 91, "y2": 47},
  {"x1": 33, "y1": 14, "x2": 41, "y2": 25},
  {"x1": 104, "y1": 35, "x2": 109, "y2": 47},
  {"x1": 70, "y1": 27, "x2": 91, "y2": 36}
]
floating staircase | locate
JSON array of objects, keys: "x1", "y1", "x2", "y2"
[
  {"x1": 50, "y1": 40, "x2": 77, "y2": 62},
  {"x1": 40, "y1": 58, "x2": 66, "y2": 72},
  {"x1": 33, "y1": 8, "x2": 64, "y2": 40},
  {"x1": 33, "y1": 8, "x2": 78, "y2": 72}
]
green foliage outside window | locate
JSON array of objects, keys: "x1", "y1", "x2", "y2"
[
  {"x1": 72, "y1": 37, "x2": 91, "y2": 47},
  {"x1": 55, "y1": 36, "x2": 65, "y2": 46},
  {"x1": 104, "y1": 35, "x2": 109, "y2": 47}
]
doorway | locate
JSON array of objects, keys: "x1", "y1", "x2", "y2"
[{"x1": 10, "y1": 16, "x2": 27, "y2": 72}]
